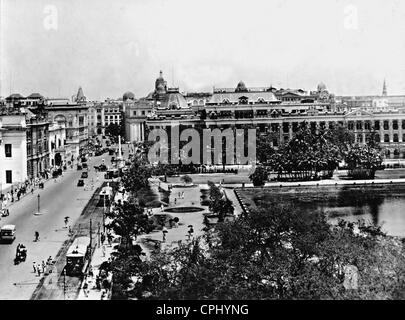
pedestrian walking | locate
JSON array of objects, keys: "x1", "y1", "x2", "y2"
[
  {"x1": 37, "y1": 264, "x2": 41, "y2": 276},
  {"x1": 34, "y1": 231, "x2": 40, "y2": 242},
  {"x1": 33, "y1": 262, "x2": 37, "y2": 273},
  {"x1": 41, "y1": 261, "x2": 46, "y2": 273},
  {"x1": 161, "y1": 204, "x2": 164, "y2": 212}
]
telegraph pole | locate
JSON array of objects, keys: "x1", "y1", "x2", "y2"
[
  {"x1": 89, "y1": 219, "x2": 92, "y2": 255},
  {"x1": 63, "y1": 269, "x2": 66, "y2": 300}
]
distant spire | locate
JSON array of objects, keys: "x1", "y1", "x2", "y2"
[
  {"x1": 159, "y1": 70, "x2": 163, "y2": 78},
  {"x1": 382, "y1": 79, "x2": 387, "y2": 96}
]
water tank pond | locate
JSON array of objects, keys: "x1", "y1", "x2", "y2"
[{"x1": 165, "y1": 206, "x2": 205, "y2": 213}]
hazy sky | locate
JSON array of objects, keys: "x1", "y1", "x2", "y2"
[{"x1": 1, "y1": 0, "x2": 405, "y2": 100}]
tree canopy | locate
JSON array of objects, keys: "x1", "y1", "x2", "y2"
[{"x1": 112, "y1": 201, "x2": 405, "y2": 300}]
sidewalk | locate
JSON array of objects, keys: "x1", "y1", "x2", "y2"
[
  {"x1": 1, "y1": 166, "x2": 76, "y2": 210},
  {"x1": 76, "y1": 241, "x2": 115, "y2": 300}
]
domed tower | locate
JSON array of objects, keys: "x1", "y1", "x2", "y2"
[
  {"x1": 235, "y1": 81, "x2": 248, "y2": 92},
  {"x1": 317, "y1": 82, "x2": 327, "y2": 92},
  {"x1": 123, "y1": 91, "x2": 135, "y2": 101},
  {"x1": 153, "y1": 70, "x2": 167, "y2": 100}
]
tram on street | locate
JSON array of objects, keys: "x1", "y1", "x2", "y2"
[
  {"x1": 65, "y1": 236, "x2": 92, "y2": 277},
  {"x1": 97, "y1": 185, "x2": 113, "y2": 207}
]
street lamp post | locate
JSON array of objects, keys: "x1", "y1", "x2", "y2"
[{"x1": 34, "y1": 194, "x2": 42, "y2": 215}]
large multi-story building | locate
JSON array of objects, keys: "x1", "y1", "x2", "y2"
[
  {"x1": 45, "y1": 103, "x2": 89, "y2": 163},
  {"x1": 48, "y1": 119, "x2": 66, "y2": 168},
  {"x1": 0, "y1": 113, "x2": 28, "y2": 194},
  {"x1": 337, "y1": 80, "x2": 405, "y2": 112},
  {"x1": 25, "y1": 109, "x2": 50, "y2": 178},
  {"x1": 92, "y1": 100, "x2": 124, "y2": 136},
  {"x1": 125, "y1": 72, "x2": 405, "y2": 160}
]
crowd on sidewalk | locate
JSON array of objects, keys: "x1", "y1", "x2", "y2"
[{"x1": 0, "y1": 166, "x2": 68, "y2": 209}]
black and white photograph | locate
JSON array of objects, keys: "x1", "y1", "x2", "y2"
[{"x1": 1, "y1": 0, "x2": 405, "y2": 311}]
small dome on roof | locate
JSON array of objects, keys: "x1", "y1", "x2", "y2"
[
  {"x1": 235, "y1": 81, "x2": 248, "y2": 92},
  {"x1": 27, "y1": 93, "x2": 44, "y2": 99},
  {"x1": 123, "y1": 91, "x2": 135, "y2": 101},
  {"x1": 317, "y1": 82, "x2": 327, "y2": 92}
]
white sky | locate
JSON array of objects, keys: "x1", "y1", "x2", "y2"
[{"x1": 1, "y1": 0, "x2": 405, "y2": 100}]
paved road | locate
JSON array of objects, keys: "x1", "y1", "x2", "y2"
[{"x1": 0, "y1": 150, "x2": 116, "y2": 300}]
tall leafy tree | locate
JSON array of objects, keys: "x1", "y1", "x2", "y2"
[{"x1": 207, "y1": 181, "x2": 234, "y2": 222}]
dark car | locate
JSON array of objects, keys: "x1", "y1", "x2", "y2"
[
  {"x1": 77, "y1": 179, "x2": 85, "y2": 187},
  {"x1": 81, "y1": 172, "x2": 88, "y2": 179},
  {"x1": 82, "y1": 163, "x2": 88, "y2": 169},
  {"x1": 77, "y1": 164, "x2": 82, "y2": 170}
]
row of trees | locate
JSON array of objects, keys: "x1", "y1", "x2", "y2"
[{"x1": 252, "y1": 124, "x2": 384, "y2": 184}]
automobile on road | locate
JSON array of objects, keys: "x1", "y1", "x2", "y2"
[
  {"x1": 0, "y1": 225, "x2": 16, "y2": 243},
  {"x1": 77, "y1": 179, "x2": 85, "y2": 187},
  {"x1": 81, "y1": 172, "x2": 88, "y2": 179}
]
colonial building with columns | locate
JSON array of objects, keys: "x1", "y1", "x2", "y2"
[{"x1": 125, "y1": 72, "x2": 405, "y2": 160}]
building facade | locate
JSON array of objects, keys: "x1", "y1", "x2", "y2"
[
  {"x1": 0, "y1": 114, "x2": 28, "y2": 194},
  {"x1": 126, "y1": 72, "x2": 405, "y2": 161},
  {"x1": 26, "y1": 111, "x2": 50, "y2": 178},
  {"x1": 48, "y1": 120, "x2": 66, "y2": 167},
  {"x1": 45, "y1": 103, "x2": 89, "y2": 163}
]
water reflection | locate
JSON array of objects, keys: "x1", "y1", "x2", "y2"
[{"x1": 257, "y1": 186, "x2": 405, "y2": 237}]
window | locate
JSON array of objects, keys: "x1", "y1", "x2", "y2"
[
  {"x1": 402, "y1": 120, "x2": 405, "y2": 130},
  {"x1": 393, "y1": 120, "x2": 398, "y2": 130},
  {"x1": 6, "y1": 170, "x2": 12, "y2": 184},
  {"x1": 394, "y1": 134, "x2": 399, "y2": 142},
  {"x1": 384, "y1": 121, "x2": 389, "y2": 130},
  {"x1": 384, "y1": 134, "x2": 390, "y2": 142},
  {"x1": 374, "y1": 121, "x2": 380, "y2": 130},
  {"x1": 142, "y1": 111, "x2": 145, "y2": 115},
  {"x1": 364, "y1": 122, "x2": 370, "y2": 130},
  {"x1": 133, "y1": 111, "x2": 137, "y2": 116},
  {"x1": 5, "y1": 144, "x2": 12, "y2": 157}
]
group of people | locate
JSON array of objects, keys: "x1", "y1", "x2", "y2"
[
  {"x1": 32, "y1": 256, "x2": 54, "y2": 277},
  {"x1": 14, "y1": 243, "x2": 27, "y2": 264},
  {"x1": 1, "y1": 176, "x2": 47, "y2": 209},
  {"x1": 173, "y1": 191, "x2": 185, "y2": 205}
]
